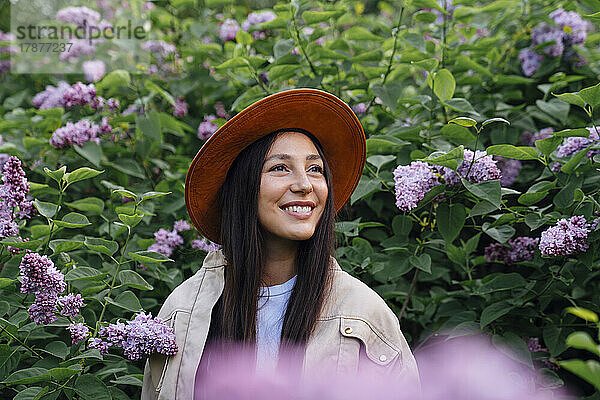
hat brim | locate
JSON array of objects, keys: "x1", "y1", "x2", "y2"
[{"x1": 185, "y1": 88, "x2": 366, "y2": 245}]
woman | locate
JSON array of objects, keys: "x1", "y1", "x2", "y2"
[{"x1": 141, "y1": 89, "x2": 419, "y2": 400}]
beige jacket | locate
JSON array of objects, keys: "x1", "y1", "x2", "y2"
[{"x1": 141, "y1": 249, "x2": 419, "y2": 399}]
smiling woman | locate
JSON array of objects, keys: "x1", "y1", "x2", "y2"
[{"x1": 141, "y1": 89, "x2": 420, "y2": 400}]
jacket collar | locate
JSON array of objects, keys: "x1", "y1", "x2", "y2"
[{"x1": 202, "y1": 249, "x2": 342, "y2": 271}]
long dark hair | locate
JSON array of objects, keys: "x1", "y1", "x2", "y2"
[{"x1": 204, "y1": 127, "x2": 337, "y2": 361}]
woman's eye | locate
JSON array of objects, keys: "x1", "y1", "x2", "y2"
[
  {"x1": 310, "y1": 165, "x2": 324, "y2": 173},
  {"x1": 270, "y1": 165, "x2": 323, "y2": 173},
  {"x1": 271, "y1": 165, "x2": 286, "y2": 172}
]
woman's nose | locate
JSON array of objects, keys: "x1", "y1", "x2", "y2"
[{"x1": 291, "y1": 171, "x2": 313, "y2": 194}]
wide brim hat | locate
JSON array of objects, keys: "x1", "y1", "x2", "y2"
[{"x1": 185, "y1": 88, "x2": 366, "y2": 245}]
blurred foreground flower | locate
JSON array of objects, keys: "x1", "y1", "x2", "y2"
[{"x1": 195, "y1": 335, "x2": 567, "y2": 400}]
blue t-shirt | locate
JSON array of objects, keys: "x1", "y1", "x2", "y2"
[{"x1": 255, "y1": 274, "x2": 297, "y2": 372}]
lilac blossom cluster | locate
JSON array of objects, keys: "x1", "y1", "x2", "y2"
[
  {"x1": 55, "y1": 6, "x2": 112, "y2": 62},
  {"x1": 8, "y1": 237, "x2": 30, "y2": 255},
  {"x1": 219, "y1": 19, "x2": 240, "y2": 42},
  {"x1": 539, "y1": 215, "x2": 591, "y2": 257},
  {"x1": 291, "y1": 23, "x2": 329, "y2": 54},
  {"x1": 57, "y1": 293, "x2": 84, "y2": 317},
  {"x1": 519, "y1": 9, "x2": 590, "y2": 76},
  {"x1": 0, "y1": 156, "x2": 36, "y2": 239},
  {"x1": 352, "y1": 103, "x2": 367, "y2": 115},
  {"x1": 393, "y1": 161, "x2": 441, "y2": 211},
  {"x1": 141, "y1": 40, "x2": 180, "y2": 74},
  {"x1": 82, "y1": 60, "x2": 106, "y2": 82},
  {"x1": 241, "y1": 11, "x2": 277, "y2": 40},
  {"x1": 484, "y1": 237, "x2": 539, "y2": 263},
  {"x1": 192, "y1": 237, "x2": 222, "y2": 252},
  {"x1": 215, "y1": 101, "x2": 230, "y2": 120},
  {"x1": 442, "y1": 150, "x2": 502, "y2": 185},
  {"x1": 198, "y1": 115, "x2": 219, "y2": 139},
  {"x1": 0, "y1": 30, "x2": 16, "y2": 74},
  {"x1": 494, "y1": 156, "x2": 522, "y2": 187},
  {"x1": 552, "y1": 126, "x2": 599, "y2": 172},
  {"x1": 67, "y1": 322, "x2": 90, "y2": 345},
  {"x1": 50, "y1": 119, "x2": 112, "y2": 149},
  {"x1": 19, "y1": 252, "x2": 67, "y2": 324},
  {"x1": 32, "y1": 81, "x2": 119, "y2": 112},
  {"x1": 521, "y1": 127, "x2": 553, "y2": 146},
  {"x1": 172, "y1": 97, "x2": 188, "y2": 117},
  {"x1": 140, "y1": 220, "x2": 191, "y2": 269},
  {"x1": 89, "y1": 312, "x2": 178, "y2": 360}
]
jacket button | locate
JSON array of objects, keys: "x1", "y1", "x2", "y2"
[
  {"x1": 379, "y1": 355, "x2": 387, "y2": 362},
  {"x1": 344, "y1": 327, "x2": 353, "y2": 334}
]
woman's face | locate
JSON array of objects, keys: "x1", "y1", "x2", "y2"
[{"x1": 258, "y1": 132, "x2": 328, "y2": 243}]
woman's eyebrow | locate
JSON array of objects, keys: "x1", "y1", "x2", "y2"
[{"x1": 264, "y1": 153, "x2": 322, "y2": 162}]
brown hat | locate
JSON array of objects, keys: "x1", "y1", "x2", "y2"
[{"x1": 184, "y1": 88, "x2": 366, "y2": 245}]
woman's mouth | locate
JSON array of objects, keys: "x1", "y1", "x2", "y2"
[{"x1": 279, "y1": 205, "x2": 314, "y2": 220}]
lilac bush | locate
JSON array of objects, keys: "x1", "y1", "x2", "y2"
[
  {"x1": 539, "y1": 216, "x2": 592, "y2": 257},
  {"x1": 442, "y1": 150, "x2": 502, "y2": 185},
  {"x1": 393, "y1": 161, "x2": 441, "y2": 211}
]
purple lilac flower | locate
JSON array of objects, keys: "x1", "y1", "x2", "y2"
[
  {"x1": 95, "y1": 312, "x2": 178, "y2": 360},
  {"x1": 68, "y1": 323, "x2": 90, "y2": 345},
  {"x1": 1, "y1": 156, "x2": 30, "y2": 208},
  {"x1": 56, "y1": 6, "x2": 101, "y2": 28},
  {"x1": 173, "y1": 220, "x2": 191, "y2": 232},
  {"x1": 527, "y1": 337, "x2": 547, "y2": 353},
  {"x1": 141, "y1": 40, "x2": 176, "y2": 58},
  {"x1": 495, "y1": 156, "x2": 521, "y2": 187},
  {"x1": 442, "y1": 150, "x2": 502, "y2": 186},
  {"x1": 219, "y1": 19, "x2": 240, "y2": 42},
  {"x1": 393, "y1": 161, "x2": 441, "y2": 211},
  {"x1": 147, "y1": 228, "x2": 184, "y2": 258},
  {"x1": 550, "y1": 8, "x2": 590, "y2": 45},
  {"x1": 352, "y1": 103, "x2": 367, "y2": 115},
  {"x1": 532, "y1": 23, "x2": 566, "y2": 57},
  {"x1": 143, "y1": 1, "x2": 156, "y2": 11},
  {"x1": 105, "y1": 98, "x2": 119, "y2": 112},
  {"x1": 539, "y1": 215, "x2": 590, "y2": 257},
  {"x1": 90, "y1": 96, "x2": 105, "y2": 110},
  {"x1": 555, "y1": 126, "x2": 599, "y2": 159},
  {"x1": 88, "y1": 337, "x2": 110, "y2": 354},
  {"x1": 519, "y1": 48, "x2": 543, "y2": 77},
  {"x1": 192, "y1": 237, "x2": 222, "y2": 252},
  {"x1": 241, "y1": 11, "x2": 276, "y2": 40},
  {"x1": 32, "y1": 81, "x2": 71, "y2": 109},
  {"x1": 484, "y1": 237, "x2": 539, "y2": 263},
  {"x1": 50, "y1": 119, "x2": 103, "y2": 149},
  {"x1": 62, "y1": 82, "x2": 97, "y2": 108},
  {"x1": 122, "y1": 104, "x2": 142, "y2": 116},
  {"x1": 58, "y1": 293, "x2": 84, "y2": 317},
  {"x1": 100, "y1": 117, "x2": 112, "y2": 135},
  {"x1": 215, "y1": 101, "x2": 230, "y2": 119},
  {"x1": 521, "y1": 127, "x2": 553, "y2": 147},
  {"x1": 173, "y1": 97, "x2": 188, "y2": 117},
  {"x1": 198, "y1": 115, "x2": 218, "y2": 140},
  {"x1": 83, "y1": 60, "x2": 106, "y2": 82},
  {"x1": 29, "y1": 292, "x2": 60, "y2": 325},
  {"x1": 59, "y1": 39, "x2": 97, "y2": 62},
  {"x1": 8, "y1": 237, "x2": 30, "y2": 255}
]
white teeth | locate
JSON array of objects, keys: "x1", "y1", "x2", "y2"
[{"x1": 283, "y1": 205, "x2": 312, "y2": 213}]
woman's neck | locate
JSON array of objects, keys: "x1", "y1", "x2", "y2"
[{"x1": 261, "y1": 235, "x2": 298, "y2": 287}]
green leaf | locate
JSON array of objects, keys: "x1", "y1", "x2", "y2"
[
  {"x1": 480, "y1": 301, "x2": 513, "y2": 328},
  {"x1": 235, "y1": 29, "x2": 253, "y2": 45},
  {"x1": 118, "y1": 212, "x2": 144, "y2": 228},
  {"x1": 2, "y1": 368, "x2": 51, "y2": 385},
  {"x1": 13, "y1": 387, "x2": 46, "y2": 400},
  {"x1": 481, "y1": 118, "x2": 510, "y2": 128},
  {"x1": 412, "y1": 0, "x2": 446, "y2": 13},
  {"x1": 64, "y1": 197, "x2": 104, "y2": 215},
  {"x1": 144, "y1": 81, "x2": 175, "y2": 106},
  {"x1": 552, "y1": 128, "x2": 590, "y2": 137},
  {"x1": 128, "y1": 251, "x2": 173, "y2": 264},
  {"x1": 566, "y1": 332, "x2": 600, "y2": 356},
  {"x1": 49, "y1": 365, "x2": 82, "y2": 381},
  {"x1": 139, "y1": 191, "x2": 171, "y2": 201},
  {"x1": 462, "y1": 179, "x2": 501, "y2": 207},
  {"x1": 110, "y1": 159, "x2": 146, "y2": 179},
  {"x1": 112, "y1": 188, "x2": 137, "y2": 200},
  {"x1": 558, "y1": 360, "x2": 600, "y2": 390},
  {"x1": 96, "y1": 70, "x2": 131, "y2": 93},
  {"x1": 44, "y1": 341, "x2": 68, "y2": 360},
  {"x1": 73, "y1": 141, "x2": 103, "y2": 167},
  {"x1": 350, "y1": 176, "x2": 381, "y2": 205},
  {"x1": 492, "y1": 332, "x2": 533, "y2": 369},
  {"x1": 64, "y1": 266, "x2": 109, "y2": 282},
  {"x1": 536, "y1": 99, "x2": 570, "y2": 125},
  {"x1": 419, "y1": 146, "x2": 464, "y2": 170},
  {"x1": 561, "y1": 146, "x2": 590, "y2": 174},
  {"x1": 535, "y1": 136, "x2": 562, "y2": 156},
  {"x1": 273, "y1": 39, "x2": 294, "y2": 60},
  {"x1": 302, "y1": 10, "x2": 340, "y2": 24},
  {"x1": 443, "y1": 98, "x2": 477, "y2": 114},
  {"x1": 468, "y1": 200, "x2": 500, "y2": 217},
  {"x1": 482, "y1": 222, "x2": 515, "y2": 244},
  {"x1": 436, "y1": 203, "x2": 466, "y2": 243},
  {"x1": 553, "y1": 92, "x2": 586, "y2": 108},
  {"x1": 409, "y1": 254, "x2": 431, "y2": 273},
  {"x1": 84, "y1": 237, "x2": 118, "y2": 256},
  {"x1": 518, "y1": 192, "x2": 548, "y2": 206},
  {"x1": 566, "y1": 307, "x2": 599, "y2": 322},
  {"x1": 344, "y1": 26, "x2": 383, "y2": 41},
  {"x1": 440, "y1": 124, "x2": 476, "y2": 143},
  {"x1": 109, "y1": 374, "x2": 144, "y2": 387},
  {"x1": 74, "y1": 374, "x2": 112, "y2": 400},
  {"x1": 53, "y1": 213, "x2": 91, "y2": 228},
  {"x1": 65, "y1": 167, "x2": 104, "y2": 187},
  {"x1": 578, "y1": 82, "x2": 600, "y2": 108},
  {"x1": 136, "y1": 111, "x2": 161, "y2": 142},
  {"x1": 118, "y1": 270, "x2": 153, "y2": 290},
  {"x1": 33, "y1": 199, "x2": 58, "y2": 219},
  {"x1": 366, "y1": 155, "x2": 395, "y2": 173},
  {"x1": 214, "y1": 57, "x2": 250, "y2": 70},
  {"x1": 433, "y1": 69, "x2": 456, "y2": 101},
  {"x1": 0, "y1": 238, "x2": 43, "y2": 249},
  {"x1": 448, "y1": 117, "x2": 477, "y2": 127},
  {"x1": 43, "y1": 166, "x2": 66, "y2": 184},
  {"x1": 485, "y1": 145, "x2": 538, "y2": 160},
  {"x1": 49, "y1": 239, "x2": 84, "y2": 254},
  {"x1": 105, "y1": 290, "x2": 143, "y2": 313},
  {"x1": 411, "y1": 58, "x2": 439, "y2": 71}
]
